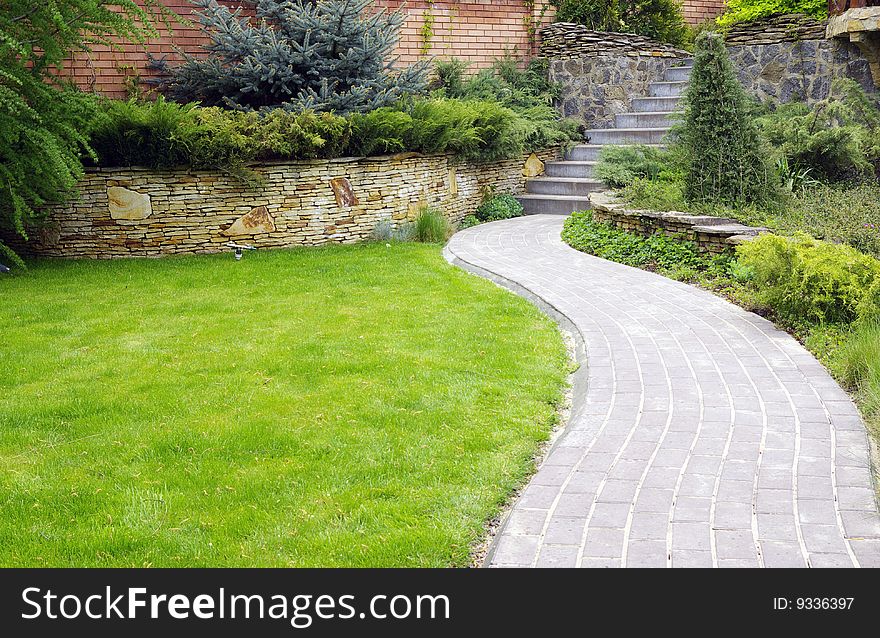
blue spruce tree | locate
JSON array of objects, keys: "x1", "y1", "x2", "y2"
[{"x1": 161, "y1": 0, "x2": 428, "y2": 114}]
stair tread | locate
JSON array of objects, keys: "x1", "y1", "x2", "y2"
[
  {"x1": 517, "y1": 193, "x2": 597, "y2": 200},
  {"x1": 585, "y1": 127, "x2": 671, "y2": 133},
  {"x1": 528, "y1": 176, "x2": 603, "y2": 183},
  {"x1": 546, "y1": 160, "x2": 598, "y2": 165},
  {"x1": 618, "y1": 111, "x2": 682, "y2": 116}
]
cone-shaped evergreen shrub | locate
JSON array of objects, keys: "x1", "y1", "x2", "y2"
[
  {"x1": 161, "y1": 0, "x2": 429, "y2": 115},
  {"x1": 679, "y1": 32, "x2": 776, "y2": 207}
]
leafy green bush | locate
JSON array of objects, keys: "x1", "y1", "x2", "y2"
[
  {"x1": 596, "y1": 145, "x2": 671, "y2": 188},
  {"x1": 431, "y1": 56, "x2": 581, "y2": 152},
  {"x1": 561, "y1": 210, "x2": 713, "y2": 271},
  {"x1": 412, "y1": 207, "x2": 451, "y2": 243},
  {"x1": 755, "y1": 79, "x2": 880, "y2": 183},
  {"x1": 89, "y1": 97, "x2": 201, "y2": 168},
  {"x1": 90, "y1": 100, "x2": 352, "y2": 169},
  {"x1": 457, "y1": 214, "x2": 481, "y2": 230},
  {"x1": 680, "y1": 32, "x2": 778, "y2": 207},
  {"x1": 475, "y1": 194, "x2": 524, "y2": 222},
  {"x1": 551, "y1": 0, "x2": 689, "y2": 47},
  {"x1": 716, "y1": 0, "x2": 827, "y2": 28},
  {"x1": 0, "y1": 0, "x2": 166, "y2": 265},
  {"x1": 736, "y1": 233, "x2": 880, "y2": 324},
  {"x1": 348, "y1": 108, "x2": 414, "y2": 156}
]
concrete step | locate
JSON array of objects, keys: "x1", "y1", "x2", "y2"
[
  {"x1": 631, "y1": 96, "x2": 681, "y2": 113},
  {"x1": 615, "y1": 111, "x2": 679, "y2": 128},
  {"x1": 545, "y1": 160, "x2": 596, "y2": 177},
  {"x1": 526, "y1": 176, "x2": 605, "y2": 196},
  {"x1": 585, "y1": 127, "x2": 671, "y2": 145},
  {"x1": 565, "y1": 145, "x2": 604, "y2": 162},
  {"x1": 664, "y1": 66, "x2": 692, "y2": 82},
  {"x1": 516, "y1": 194, "x2": 594, "y2": 215},
  {"x1": 649, "y1": 81, "x2": 688, "y2": 97}
]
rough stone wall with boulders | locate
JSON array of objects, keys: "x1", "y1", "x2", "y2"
[
  {"x1": 549, "y1": 54, "x2": 689, "y2": 127},
  {"x1": 727, "y1": 38, "x2": 876, "y2": 104},
  {"x1": 542, "y1": 25, "x2": 689, "y2": 128},
  {"x1": 589, "y1": 193, "x2": 766, "y2": 255},
  {"x1": 17, "y1": 150, "x2": 557, "y2": 259}
]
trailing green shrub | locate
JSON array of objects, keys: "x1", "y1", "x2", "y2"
[
  {"x1": 736, "y1": 233, "x2": 880, "y2": 324},
  {"x1": 405, "y1": 98, "x2": 523, "y2": 162},
  {"x1": 457, "y1": 214, "x2": 481, "y2": 230},
  {"x1": 716, "y1": 0, "x2": 827, "y2": 28},
  {"x1": 755, "y1": 79, "x2": 880, "y2": 183},
  {"x1": 90, "y1": 97, "x2": 201, "y2": 168},
  {"x1": 595, "y1": 145, "x2": 670, "y2": 188},
  {"x1": 90, "y1": 101, "x2": 352, "y2": 170},
  {"x1": 0, "y1": 0, "x2": 166, "y2": 265},
  {"x1": 679, "y1": 32, "x2": 777, "y2": 207},
  {"x1": 348, "y1": 108, "x2": 414, "y2": 156},
  {"x1": 432, "y1": 56, "x2": 580, "y2": 152},
  {"x1": 413, "y1": 207, "x2": 451, "y2": 243},
  {"x1": 550, "y1": 0, "x2": 689, "y2": 47},
  {"x1": 475, "y1": 194, "x2": 524, "y2": 222}
]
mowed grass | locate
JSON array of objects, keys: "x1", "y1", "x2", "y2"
[{"x1": 0, "y1": 243, "x2": 567, "y2": 567}]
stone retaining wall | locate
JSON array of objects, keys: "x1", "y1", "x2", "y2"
[
  {"x1": 589, "y1": 192, "x2": 765, "y2": 254},
  {"x1": 18, "y1": 150, "x2": 557, "y2": 259},
  {"x1": 723, "y1": 14, "x2": 828, "y2": 45},
  {"x1": 727, "y1": 38, "x2": 875, "y2": 104},
  {"x1": 539, "y1": 23, "x2": 689, "y2": 59}
]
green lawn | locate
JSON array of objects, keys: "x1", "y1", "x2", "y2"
[{"x1": 0, "y1": 243, "x2": 567, "y2": 567}]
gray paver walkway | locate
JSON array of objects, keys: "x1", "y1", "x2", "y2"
[{"x1": 445, "y1": 215, "x2": 880, "y2": 568}]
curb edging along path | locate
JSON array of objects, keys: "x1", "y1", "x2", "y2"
[{"x1": 445, "y1": 215, "x2": 880, "y2": 568}]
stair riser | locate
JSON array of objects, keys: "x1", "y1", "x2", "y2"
[
  {"x1": 631, "y1": 97, "x2": 681, "y2": 113},
  {"x1": 664, "y1": 67, "x2": 692, "y2": 82},
  {"x1": 565, "y1": 147, "x2": 601, "y2": 161},
  {"x1": 517, "y1": 197, "x2": 592, "y2": 215},
  {"x1": 649, "y1": 82, "x2": 687, "y2": 97},
  {"x1": 526, "y1": 180, "x2": 603, "y2": 196},
  {"x1": 587, "y1": 129, "x2": 669, "y2": 145},
  {"x1": 615, "y1": 113, "x2": 677, "y2": 128},
  {"x1": 545, "y1": 162, "x2": 595, "y2": 177}
]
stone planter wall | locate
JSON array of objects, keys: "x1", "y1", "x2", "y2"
[
  {"x1": 17, "y1": 150, "x2": 557, "y2": 259},
  {"x1": 589, "y1": 193, "x2": 766, "y2": 254}
]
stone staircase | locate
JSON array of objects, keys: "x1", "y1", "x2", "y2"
[{"x1": 518, "y1": 59, "x2": 692, "y2": 215}]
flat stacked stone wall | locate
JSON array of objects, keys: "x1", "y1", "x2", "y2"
[
  {"x1": 18, "y1": 150, "x2": 557, "y2": 259},
  {"x1": 540, "y1": 23, "x2": 689, "y2": 58},
  {"x1": 589, "y1": 193, "x2": 765, "y2": 254},
  {"x1": 723, "y1": 14, "x2": 828, "y2": 45}
]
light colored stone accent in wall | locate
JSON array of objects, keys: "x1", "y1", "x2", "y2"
[
  {"x1": 223, "y1": 205, "x2": 276, "y2": 236},
  {"x1": 19, "y1": 150, "x2": 557, "y2": 259},
  {"x1": 522, "y1": 153, "x2": 545, "y2": 177},
  {"x1": 107, "y1": 186, "x2": 152, "y2": 221}
]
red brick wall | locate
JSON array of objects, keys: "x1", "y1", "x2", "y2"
[
  {"x1": 61, "y1": 0, "x2": 724, "y2": 99},
  {"x1": 683, "y1": 0, "x2": 727, "y2": 25}
]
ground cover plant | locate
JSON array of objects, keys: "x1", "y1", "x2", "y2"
[
  {"x1": 549, "y1": 0, "x2": 690, "y2": 47},
  {"x1": 0, "y1": 243, "x2": 568, "y2": 566}
]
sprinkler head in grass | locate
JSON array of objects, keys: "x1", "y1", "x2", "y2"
[
  {"x1": 0, "y1": 263, "x2": 9, "y2": 274},
  {"x1": 225, "y1": 242, "x2": 256, "y2": 261}
]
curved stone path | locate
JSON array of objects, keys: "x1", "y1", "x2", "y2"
[{"x1": 445, "y1": 215, "x2": 880, "y2": 568}]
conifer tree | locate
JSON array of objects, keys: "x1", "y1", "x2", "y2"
[
  {"x1": 161, "y1": 0, "x2": 429, "y2": 114},
  {"x1": 679, "y1": 32, "x2": 776, "y2": 207}
]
